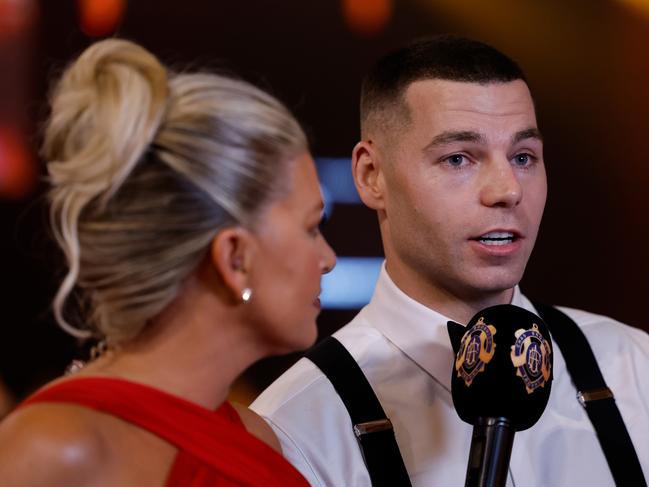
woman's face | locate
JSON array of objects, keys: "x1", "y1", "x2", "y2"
[{"x1": 247, "y1": 152, "x2": 336, "y2": 354}]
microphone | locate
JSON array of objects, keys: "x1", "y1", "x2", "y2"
[{"x1": 447, "y1": 305, "x2": 553, "y2": 487}]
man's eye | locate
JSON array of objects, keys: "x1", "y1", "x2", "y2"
[
  {"x1": 446, "y1": 154, "x2": 465, "y2": 166},
  {"x1": 514, "y1": 153, "x2": 533, "y2": 166}
]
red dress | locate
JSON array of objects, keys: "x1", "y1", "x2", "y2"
[{"x1": 20, "y1": 377, "x2": 309, "y2": 487}]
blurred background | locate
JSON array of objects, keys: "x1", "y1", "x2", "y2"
[{"x1": 1, "y1": 0, "x2": 648, "y2": 412}]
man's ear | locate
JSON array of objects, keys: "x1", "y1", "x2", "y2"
[
  {"x1": 209, "y1": 227, "x2": 254, "y2": 302},
  {"x1": 352, "y1": 140, "x2": 386, "y2": 210}
]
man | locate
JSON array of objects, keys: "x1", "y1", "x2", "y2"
[{"x1": 251, "y1": 35, "x2": 649, "y2": 486}]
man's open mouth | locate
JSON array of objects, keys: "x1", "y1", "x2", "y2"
[{"x1": 474, "y1": 231, "x2": 517, "y2": 246}]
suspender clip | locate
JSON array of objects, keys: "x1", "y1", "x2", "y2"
[
  {"x1": 577, "y1": 387, "x2": 614, "y2": 408},
  {"x1": 353, "y1": 419, "x2": 393, "y2": 437}
]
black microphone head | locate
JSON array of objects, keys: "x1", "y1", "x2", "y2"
[{"x1": 447, "y1": 304, "x2": 553, "y2": 431}]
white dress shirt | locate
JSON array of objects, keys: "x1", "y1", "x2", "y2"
[{"x1": 252, "y1": 265, "x2": 649, "y2": 486}]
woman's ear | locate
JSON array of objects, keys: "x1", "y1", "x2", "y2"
[
  {"x1": 352, "y1": 140, "x2": 386, "y2": 210},
  {"x1": 209, "y1": 227, "x2": 255, "y2": 303}
]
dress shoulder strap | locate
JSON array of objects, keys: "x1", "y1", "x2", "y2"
[{"x1": 21, "y1": 377, "x2": 307, "y2": 487}]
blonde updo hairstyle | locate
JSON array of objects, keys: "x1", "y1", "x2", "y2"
[{"x1": 44, "y1": 39, "x2": 307, "y2": 345}]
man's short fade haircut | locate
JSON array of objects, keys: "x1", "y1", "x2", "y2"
[{"x1": 360, "y1": 34, "x2": 527, "y2": 139}]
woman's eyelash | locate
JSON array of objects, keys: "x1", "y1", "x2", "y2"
[{"x1": 318, "y1": 213, "x2": 329, "y2": 231}]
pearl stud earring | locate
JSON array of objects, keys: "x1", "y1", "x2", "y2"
[{"x1": 241, "y1": 288, "x2": 252, "y2": 303}]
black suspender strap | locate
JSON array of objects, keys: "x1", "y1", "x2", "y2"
[
  {"x1": 306, "y1": 336, "x2": 412, "y2": 487},
  {"x1": 533, "y1": 302, "x2": 647, "y2": 487}
]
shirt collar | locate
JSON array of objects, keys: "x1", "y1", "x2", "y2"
[{"x1": 362, "y1": 262, "x2": 533, "y2": 391}]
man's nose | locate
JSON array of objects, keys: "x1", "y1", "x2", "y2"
[{"x1": 479, "y1": 159, "x2": 522, "y2": 208}]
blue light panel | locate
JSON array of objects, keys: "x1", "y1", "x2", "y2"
[
  {"x1": 320, "y1": 257, "x2": 383, "y2": 309},
  {"x1": 315, "y1": 158, "x2": 360, "y2": 205}
]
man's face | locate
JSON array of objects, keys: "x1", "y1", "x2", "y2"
[{"x1": 377, "y1": 79, "x2": 546, "y2": 309}]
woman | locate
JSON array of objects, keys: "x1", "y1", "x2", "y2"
[{"x1": 0, "y1": 38, "x2": 335, "y2": 486}]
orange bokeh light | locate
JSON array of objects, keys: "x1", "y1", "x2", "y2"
[
  {"x1": 77, "y1": 0, "x2": 126, "y2": 37},
  {"x1": 342, "y1": 0, "x2": 393, "y2": 38},
  {"x1": 617, "y1": 0, "x2": 649, "y2": 16},
  {"x1": 0, "y1": 126, "x2": 37, "y2": 200}
]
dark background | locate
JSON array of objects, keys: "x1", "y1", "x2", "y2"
[{"x1": 1, "y1": 0, "x2": 648, "y2": 404}]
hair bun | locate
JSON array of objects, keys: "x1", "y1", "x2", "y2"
[
  {"x1": 44, "y1": 38, "x2": 169, "y2": 204},
  {"x1": 45, "y1": 39, "x2": 308, "y2": 343}
]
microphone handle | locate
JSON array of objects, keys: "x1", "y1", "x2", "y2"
[{"x1": 465, "y1": 417, "x2": 515, "y2": 487}]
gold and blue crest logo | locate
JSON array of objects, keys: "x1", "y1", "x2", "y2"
[
  {"x1": 455, "y1": 317, "x2": 497, "y2": 387},
  {"x1": 510, "y1": 324, "x2": 552, "y2": 394}
]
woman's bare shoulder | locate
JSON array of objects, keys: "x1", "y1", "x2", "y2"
[
  {"x1": 0, "y1": 403, "x2": 109, "y2": 486},
  {"x1": 231, "y1": 402, "x2": 282, "y2": 454}
]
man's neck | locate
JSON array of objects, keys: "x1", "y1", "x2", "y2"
[{"x1": 384, "y1": 263, "x2": 515, "y2": 325}]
